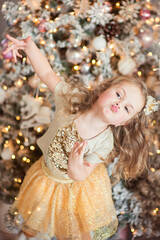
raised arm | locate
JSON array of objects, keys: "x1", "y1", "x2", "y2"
[{"x1": 3, "y1": 34, "x2": 61, "y2": 92}]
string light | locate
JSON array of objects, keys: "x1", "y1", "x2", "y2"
[
  {"x1": 91, "y1": 59, "x2": 96, "y2": 64},
  {"x1": 116, "y1": 2, "x2": 120, "y2": 8},
  {"x1": 137, "y1": 71, "x2": 142, "y2": 76},
  {"x1": 57, "y1": 6, "x2": 61, "y2": 11},
  {"x1": 151, "y1": 168, "x2": 155, "y2": 172},
  {"x1": 12, "y1": 155, "x2": 16, "y2": 159},
  {"x1": 35, "y1": 126, "x2": 43, "y2": 133},
  {"x1": 73, "y1": 65, "x2": 80, "y2": 71},
  {"x1": 45, "y1": 4, "x2": 49, "y2": 10},
  {"x1": 131, "y1": 227, "x2": 135, "y2": 233},
  {"x1": 16, "y1": 139, "x2": 21, "y2": 144},
  {"x1": 157, "y1": 149, "x2": 160, "y2": 154},
  {"x1": 20, "y1": 145, "x2": 24, "y2": 150},
  {"x1": 3, "y1": 85, "x2": 8, "y2": 90},
  {"x1": 148, "y1": 52, "x2": 153, "y2": 56},
  {"x1": 96, "y1": 60, "x2": 101, "y2": 66},
  {"x1": 40, "y1": 40, "x2": 46, "y2": 45},
  {"x1": 30, "y1": 145, "x2": 35, "y2": 151},
  {"x1": 82, "y1": 46, "x2": 88, "y2": 51},
  {"x1": 16, "y1": 116, "x2": 21, "y2": 121}
]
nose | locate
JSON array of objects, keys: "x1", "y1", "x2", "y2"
[{"x1": 115, "y1": 103, "x2": 120, "y2": 109}]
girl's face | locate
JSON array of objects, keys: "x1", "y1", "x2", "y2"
[{"x1": 97, "y1": 81, "x2": 145, "y2": 126}]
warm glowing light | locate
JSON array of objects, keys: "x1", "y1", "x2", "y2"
[
  {"x1": 153, "y1": 209, "x2": 157, "y2": 215},
  {"x1": 12, "y1": 155, "x2": 16, "y2": 159},
  {"x1": 20, "y1": 145, "x2": 24, "y2": 150},
  {"x1": 15, "y1": 79, "x2": 23, "y2": 87},
  {"x1": 116, "y1": 2, "x2": 120, "y2": 8},
  {"x1": 96, "y1": 60, "x2": 101, "y2": 66},
  {"x1": 16, "y1": 139, "x2": 21, "y2": 144},
  {"x1": 45, "y1": 4, "x2": 49, "y2": 9},
  {"x1": 157, "y1": 149, "x2": 160, "y2": 154},
  {"x1": 18, "y1": 6, "x2": 22, "y2": 11},
  {"x1": 3, "y1": 85, "x2": 8, "y2": 90},
  {"x1": 30, "y1": 145, "x2": 35, "y2": 151},
  {"x1": 36, "y1": 126, "x2": 43, "y2": 133},
  {"x1": 155, "y1": 17, "x2": 160, "y2": 23},
  {"x1": 40, "y1": 40, "x2": 46, "y2": 45},
  {"x1": 73, "y1": 65, "x2": 80, "y2": 70},
  {"x1": 70, "y1": 12, "x2": 75, "y2": 15},
  {"x1": 151, "y1": 168, "x2": 155, "y2": 172},
  {"x1": 82, "y1": 46, "x2": 88, "y2": 51},
  {"x1": 33, "y1": 18, "x2": 39, "y2": 24},
  {"x1": 137, "y1": 71, "x2": 142, "y2": 76},
  {"x1": 16, "y1": 116, "x2": 20, "y2": 121},
  {"x1": 22, "y1": 157, "x2": 27, "y2": 162},
  {"x1": 53, "y1": 28, "x2": 57, "y2": 33},
  {"x1": 130, "y1": 51, "x2": 135, "y2": 56},
  {"x1": 148, "y1": 52, "x2": 153, "y2": 56},
  {"x1": 27, "y1": 14, "x2": 32, "y2": 19},
  {"x1": 131, "y1": 227, "x2": 135, "y2": 232},
  {"x1": 2, "y1": 127, "x2": 9, "y2": 133},
  {"x1": 109, "y1": 43, "x2": 114, "y2": 49},
  {"x1": 26, "y1": 158, "x2": 30, "y2": 163},
  {"x1": 18, "y1": 132, "x2": 23, "y2": 136},
  {"x1": 57, "y1": 6, "x2": 61, "y2": 11},
  {"x1": 111, "y1": 53, "x2": 115, "y2": 56},
  {"x1": 87, "y1": 18, "x2": 91, "y2": 21},
  {"x1": 28, "y1": 211, "x2": 32, "y2": 215},
  {"x1": 92, "y1": 59, "x2": 96, "y2": 64}
]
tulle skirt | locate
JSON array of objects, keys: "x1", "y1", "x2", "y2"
[{"x1": 10, "y1": 156, "x2": 118, "y2": 240}]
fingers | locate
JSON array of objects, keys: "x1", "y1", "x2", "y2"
[
  {"x1": 6, "y1": 34, "x2": 18, "y2": 44},
  {"x1": 72, "y1": 141, "x2": 87, "y2": 155},
  {"x1": 12, "y1": 49, "x2": 17, "y2": 62},
  {"x1": 2, "y1": 44, "x2": 15, "y2": 54}
]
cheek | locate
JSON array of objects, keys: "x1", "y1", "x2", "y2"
[{"x1": 98, "y1": 92, "x2": 114, "y2": 105}]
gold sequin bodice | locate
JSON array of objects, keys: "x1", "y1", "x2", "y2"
[{"x1": 46, "y1": 122, "x2": 83, "y2": 178}]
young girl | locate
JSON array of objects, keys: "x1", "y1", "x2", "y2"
[{"x1": 3, "y1": 35, "x2": 155, "y2": 240}]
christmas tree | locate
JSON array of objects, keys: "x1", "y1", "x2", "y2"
[{"x1": 0, "y1": 0, "x2": 160, "y2": 238}]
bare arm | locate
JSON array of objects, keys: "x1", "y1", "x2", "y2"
[
  {"x1": 3, "y1": 34, "x2": 61, "y2": 92},
  {"x1": 67, "y1": 141, "x2": 98, "y2": 182}
]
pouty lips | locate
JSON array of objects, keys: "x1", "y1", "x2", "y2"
[{"x1": 111, "y1": 104, "x2": 119, "y2": 112}]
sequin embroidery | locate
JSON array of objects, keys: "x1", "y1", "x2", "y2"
[{"x1": 47, "y1": 122, "x2": 83, "y2": 173}]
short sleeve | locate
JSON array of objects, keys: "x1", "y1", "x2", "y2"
[
  {"x1": 84, "y1": 128, "x2": 114, "y2": 164},
  {"x1": 54, "y1": 80, "x2": 70, "y2": 111}
]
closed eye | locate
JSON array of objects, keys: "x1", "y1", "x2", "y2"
[
  {"x1": 116, "y1": 92, "x2": 121, "y2": 99},
  {"x1": 125, "y1": 106, "x2": 129, "y2": 113}
]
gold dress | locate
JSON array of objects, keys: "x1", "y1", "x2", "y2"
[{"x1": 10, "y1": 81, "x2": 118, "y2": 240}]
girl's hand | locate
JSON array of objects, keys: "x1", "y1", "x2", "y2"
[
  {"x1": 68, "y1": 141, "x2": 87, "y2": 166},
  {"x1": 2, "y1": 34, "x2": 32, "y2": 62}
]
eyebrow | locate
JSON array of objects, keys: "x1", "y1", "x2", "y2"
[{"x1": 120, "y1": 88, "x2": 134, "y2": 112}]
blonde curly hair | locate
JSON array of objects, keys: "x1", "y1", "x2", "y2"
[{"x1": 64, "y1": 75, "x2": 150, "y2": 182}]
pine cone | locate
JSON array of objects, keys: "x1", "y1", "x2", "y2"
[{"x1": 95, "y1": 22, "x2": 120, "y2": 41}]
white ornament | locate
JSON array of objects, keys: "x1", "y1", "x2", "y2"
[
  {"x1": 0, "y1": 87, "x2": 6, "y2": 104},
  {"x1": 34, "y1": 106, "x2": 51, "y2": 124},
  {"x1": 92, "y1": 36, "x2": 106, "y2": 51},
  {"x1": 28, "y1": 75, "x2": 40, "y2": 89},
  {"x1": 118, "y1": 56, "x2": 136, "y2": 75},
  {"x1": 1, "y1": 148, "x2": 13, "y2": 160},
  {"x1": 66, "y1": 48, "x2": 83, "y2": 64}
]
